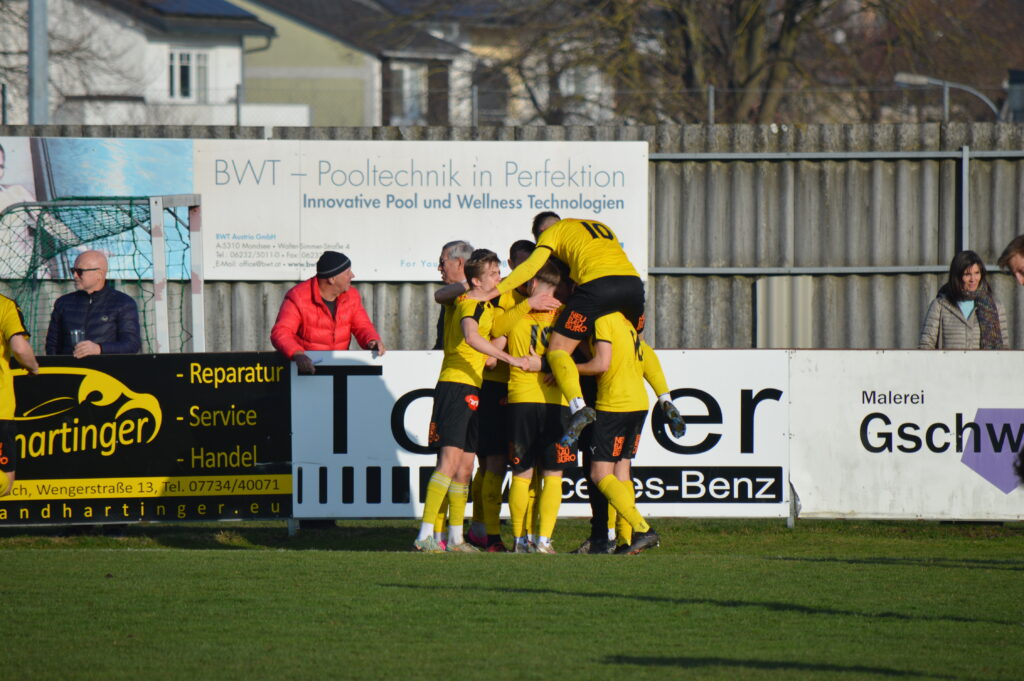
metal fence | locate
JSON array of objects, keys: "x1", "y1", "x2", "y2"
[{"x1": 3, "y1": 122, "x2": 1024, "y2": 351}]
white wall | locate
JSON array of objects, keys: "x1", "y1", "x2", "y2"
[{"x1": 3, "y1": 0, "x2": 251, "y2": 125}]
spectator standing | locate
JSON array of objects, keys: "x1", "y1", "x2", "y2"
[
  {"x1": 998, "y1": 236, "x2": 1024, "y2": 484},
  {"x1": 271, "y1": 251, "x2": 385, "y2": 376},
  {"x1": 918, "y1": 250, "x2": 1008, "y2": 350},
  {"x1": 45, "y1": 250, "x2": 141, "y2": 357}
]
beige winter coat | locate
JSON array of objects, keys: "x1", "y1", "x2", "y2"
[{"x1": 917, "y1": 295, "x2": 1010, "y2": 349}]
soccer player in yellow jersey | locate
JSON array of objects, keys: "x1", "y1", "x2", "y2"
[
  {"x1": 468, "y1": 215, "x2": 686, "y2": 449},
  {"x1": 465, "y1": 239, "x2": 544, "y2": 550},
  {"x1": 414, "y1": 249, "x2": 530, "y2": 552},
  {"x1": 577, "y1": 311, "x2": 660, "y2": 554},
  {"x1": 0, "y1": 294, "x2": 40, "y2": 497},
  {"x1": 434, "y1": 240, "x2": 557, "y2": 551},
  {"x1": 505, "y1": 258, "x2": 575, "y2": 553}
]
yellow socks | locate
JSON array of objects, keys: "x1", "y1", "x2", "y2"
[
  {"x1": 421, "y1": 471, "x2": 451, "y2": 525},
  {"x1": 546, "y1": 349, "x2": 584, "y2": 404},
  {"x1": 470, "y1": 469, "x2": 485, "y2": 525},
  {"x1": 596, "y1": 474, "x2": 650, "y2": 533},
  {"x1": 509, "y1": 475, "x2": 531, "y2": 539},
  {"x1": 433, "y1": 497, "x2": 449, "y2": 536},
  {"x1": 616, "y1": 480, "x2": 633, "y2": 545},
  {"x1": 538, "y1": 475, "x2": 563, "y2": 539},
  {"x1": 526, "y1": 472, "x2": 541, "y2": 538},
  {"x1": 417, "y1": 471, "x2": 451, "y2": 540},
  {"x1": 483, "y1": 470, "x2": 503, "y2": 535},
  {"x1": 447, "y1": 481, "x2": 470, "y2": 531}
]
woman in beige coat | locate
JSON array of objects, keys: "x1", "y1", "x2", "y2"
[{"x1": 918, "y1": 250, "x2": 1009, "y2": 349}]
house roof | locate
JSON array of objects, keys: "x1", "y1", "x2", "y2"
[
  {"x1": 370, "y1": 0, "x2": 510, "y2": 24},
  {"x1": 95, "y1": 0, "x2": 276, "y2": 37},
  {"x1": 248, "y1": 0, "x2": 464, "y2": 60}
]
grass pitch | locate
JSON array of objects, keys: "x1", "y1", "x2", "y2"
[{"x1": 2, "y1": 518, "x2": 1021, "y2": 681}]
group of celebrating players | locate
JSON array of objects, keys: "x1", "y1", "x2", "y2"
[{"x1": 413, "y1": 212, "x2": 686, "y2": 555}]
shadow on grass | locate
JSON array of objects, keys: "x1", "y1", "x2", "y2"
[
  {"x1": 768, "y1": 556, "x2": 1024, "y2": 572},
  {"x1": 606, "y1": 655, "x2": 956, "y2": 679},
  {"x1": 0, "y1": 522, "x2": 417, "y2": 552},
  {"x1": 380, "y1": 583, "x2": 1019, "y2": 627}
]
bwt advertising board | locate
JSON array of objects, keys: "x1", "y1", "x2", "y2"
[
  {"x1": 290, "y1": 350, "x2": 791, "y2": 519},
  {"x1": 0, "y1": 353, "x2": 291, "y2": 525},
  {"x1": 789, "y1": 351, "x2": 1024, "y2": 520},
  {"x1": 0, "y1": 136, "x2": 648, "y2": 282},
  {"x1": 194, "y1": 140, "x2": 648, "y2": 281}
]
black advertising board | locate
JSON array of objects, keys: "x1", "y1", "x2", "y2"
[{"x1": 0, "y1": 353, "x2": 291, "y2": 525}]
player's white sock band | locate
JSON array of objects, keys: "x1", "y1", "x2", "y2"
[{"x1": 449, "y1": 525, "x2": 465, "y2": 545}]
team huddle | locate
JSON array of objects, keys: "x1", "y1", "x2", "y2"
[{"x1": 414, "y1": 213, "x2": 686, "y2": 555}]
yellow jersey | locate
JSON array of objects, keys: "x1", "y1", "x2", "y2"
[
  {"x1": 438, "y1": 294, "x2": 494, "y2": 388},
  {"x1": 506, "y1": 307, "x2": 567, "y2": 406},
  {"x1": 498, "y1": 218, "x2": 638, "y2": 294},
  {"x1": 591, "y1": 312, "x2": 648, "y2": 413},
  {"x1": 481, "y1": 289, "x2": 523, "y2": 384},
  {"x1": 0, "y1": 295, "x2": 29, "y2": 419}
]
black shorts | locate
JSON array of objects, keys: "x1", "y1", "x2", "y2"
[
  {"x1": 0, "y1": 420, "x2": 16, "y2": 473},
  {"x1": 586, "y1": 410, "x2": 647, "y2": 462},
  {"x1": 428, "y1": 382, "x2": 480, "y2": 453},
  {"x1": 507, "y1": 403, "x2": 577, "y2": 473},
  {"x1": 553, "y1": 275, "x2": 645, "y2": 340},
  {"x1": 476, "y1": 379, "x2": 509, "y2": 457}
]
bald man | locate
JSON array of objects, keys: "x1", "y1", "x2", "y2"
[{"x1": 45, "y1": 250, "x2": 141, "y2": 357}]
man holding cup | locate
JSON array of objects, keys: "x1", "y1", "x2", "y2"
[{"x1": 45, "y1": 250, "x2": 141, "y2": 357}]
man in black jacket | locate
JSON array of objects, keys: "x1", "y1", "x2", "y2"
[{"x1": 45, "y1": 250, "x2": 141, "y2": 357}]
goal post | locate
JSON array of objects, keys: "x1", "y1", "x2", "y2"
[{"x1": 0, "y1": 194, "x2": 204, "y2": 353}]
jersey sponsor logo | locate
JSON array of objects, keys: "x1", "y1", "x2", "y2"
[
  {"x1": 428, "y1": 421, "x2": 439, "y2": 444},
  {"x1": 612, "y1": 435, "x2": 624, "y2": 458},
  {"x1": 564, "y1": 310, "x2": 589, "y2": 334},
  {"x1": 465, "y1": 394, "x2": 479, "y2": 411},
  {"x1": 555, "y1": 443, "x2": 576, "y2": 464},
  {"x1": 631, "y1": 434, "x2": 641, "y2": 456}
]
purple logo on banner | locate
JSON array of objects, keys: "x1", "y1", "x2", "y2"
[{"x1": 961, "y1": 409, "x2": 1024, "y2": 494}]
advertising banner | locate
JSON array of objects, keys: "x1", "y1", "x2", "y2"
[
  {"x1": 1, "y1": 137, "x2": 648, "y2": 282},
  {"x1": 789, "y1": 351, "x2": 1024, "y2": 519},
  {"x1": 193, "y1": 140, "x2": 649, "y2": 281},
  {"x1": 290, "y1": 350, "x2": 791, "y2": 519},
  {"x1": 0, "y1": 353, "x2": 292, "y2": 525}
]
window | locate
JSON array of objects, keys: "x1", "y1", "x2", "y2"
[
  {"x1": 168, "y1": 50, "x2": 208, "y2": 103},
  {"x1": 389, "y1": 63, "x2": 428, "y2": 125}
]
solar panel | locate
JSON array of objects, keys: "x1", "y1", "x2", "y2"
[{"x1": 143, "y1": 0, "x2": 257, "y2": 19}]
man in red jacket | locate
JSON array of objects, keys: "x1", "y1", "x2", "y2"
[{"x1": 271, "y1": 251, "x2": 386, "y2": 374}]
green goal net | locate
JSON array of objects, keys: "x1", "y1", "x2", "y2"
[{"x1": 0, "y1": 196, "x2": 201, "y2": 354}]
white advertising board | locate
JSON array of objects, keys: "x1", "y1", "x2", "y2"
[
  {"x1": 289, "y1": 350, "x2": 791, "y2": 519},
  {"x1": 789, "y1": 351, "x2": 1024, "y2": 519},
  {"x1": 193, "y1": 140, "x2": 648, "y2": 281}
]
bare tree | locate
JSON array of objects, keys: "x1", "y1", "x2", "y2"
[
  {"x1": 0, "y1": 0, "x2": 141, "y2": 124},
  {"x1": 384, "y1": 0, "x2": 1024, "y2": 125}
]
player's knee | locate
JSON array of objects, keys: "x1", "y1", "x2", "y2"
[{"x1": 547, "y1": 348, "x2": 570, "y2": 363}]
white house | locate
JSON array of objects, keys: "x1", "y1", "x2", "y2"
[{"x1": 0, "y1": 0, "x2": 307, "y2": 126}]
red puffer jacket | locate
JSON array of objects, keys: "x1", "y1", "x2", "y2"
[{"x1": 270, "y1": 278, "x2": 381, "y2": 358}]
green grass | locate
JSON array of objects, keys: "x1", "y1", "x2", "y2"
[{"x1": 2, "y1": 519, "x2": 1022, "y2": 681}]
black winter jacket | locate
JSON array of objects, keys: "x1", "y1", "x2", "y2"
[{"x1": 45, "y1": 285, "x2": 142, "y2": 355}]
